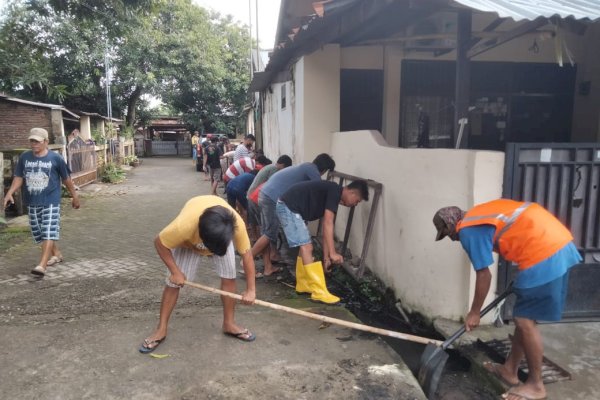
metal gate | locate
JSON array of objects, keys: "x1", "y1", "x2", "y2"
[
  {"x1": 149, "y1": 140, "x2": 190, "y2": 157},
  {"x1": 501, "y1": 142, "x2": 600, "y2": 320}
]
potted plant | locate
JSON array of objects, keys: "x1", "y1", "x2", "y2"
[{"x1": 124, "y1": 155, "x2": 140, "y2": 167}]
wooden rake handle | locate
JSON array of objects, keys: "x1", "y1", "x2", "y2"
[{"x1": 184, "y1": 280, "x2": 443, "y2": 346}]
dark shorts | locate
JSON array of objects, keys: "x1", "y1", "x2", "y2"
[
  {"x1": 258, "y1": 192, "x2": 279, "y2": 243},
  {"x1": 226, "y1": 188, "x2": 248, "y2": 210},
  {"x1": 247, "y1": 201, "x2": 260, "y2": 226},
  {"x1": 513, "y1": 272, "x2": 570, "y2": 322}
]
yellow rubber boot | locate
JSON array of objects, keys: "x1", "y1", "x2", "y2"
[
  {"x1": 295, "y1": 257, "x2": 311, "y2": 294},
  {"x1": 304, "y1": 261, "x2": 340, "y2": 304}
]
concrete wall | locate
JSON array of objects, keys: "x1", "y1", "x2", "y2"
[
  {"x1": 0, "y1": 101, "x2": 52, "y2": 149},
  {"x1": 50, "y1": 109, "x2": 66, "y2": 145},
  {"x1": 79, "y1": 116, "x2": 92, "y2": 141},
  {"x1": 330, "y1": 130, "x2": 505, "y2": 321}
]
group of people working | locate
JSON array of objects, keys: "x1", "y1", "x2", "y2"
[
  {"x1": 4, "y1": 128, "x2": 581, "y2": 400},
  {"x1": 139, "y1": 150, "x2": 370, "y2": 354}
]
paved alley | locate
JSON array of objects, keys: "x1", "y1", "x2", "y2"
[{"x1": 0, "y1": 158, "x2": 425, "y2": 400}]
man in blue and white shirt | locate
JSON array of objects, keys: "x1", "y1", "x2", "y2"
[{"x1": 3, "y1": 128, "x2": 80, "y2": 277}]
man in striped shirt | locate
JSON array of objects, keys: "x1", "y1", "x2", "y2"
[
  {"x1": 224, "y1": 155, "x2": 271, "y2": 184},
  {"x1": 233, "y1": 134, "x2": 255, "y2": 161}
]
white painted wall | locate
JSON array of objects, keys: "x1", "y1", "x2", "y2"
[
  {"x1": 261, "y1": 44, "x2": 341, "y2": 164},
  {"x1": 262, "y1": 81, "x2": 297, "y2": 162},
  {"x1": 330, "y1": 130, "x2": 505, "y2": 321},
  {"x1": 300, "y1": 44, "x2": 341, "y2": 162}
]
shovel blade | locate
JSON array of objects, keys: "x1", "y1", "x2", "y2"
[{"x1": 418, "y1": 343, "x2": 449, "y2": 399}]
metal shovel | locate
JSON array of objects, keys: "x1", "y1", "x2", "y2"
[{"x1": 418, "y1": 284, "x2": 513, "y2": 399}]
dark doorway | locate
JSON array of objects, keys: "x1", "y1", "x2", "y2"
[
  {"x1": 340, "y1": 69, "x2": 383, "y2": 132},
  {"x1": 399, "y1": 60, "x2": 576, "y2": 149}
]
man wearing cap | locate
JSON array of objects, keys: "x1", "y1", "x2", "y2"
[
  {"x1": 433, "y1": 199, "x2": 581, "y2": 400},
  {"x1": 3, "y1": 128, "x2": 80, "y2": 276}
]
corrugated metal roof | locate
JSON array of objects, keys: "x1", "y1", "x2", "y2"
[
  {"x1": 453, "y1": 0, "x2": 600, "y2": 21},
  {"x1": 0, "y1": 94, "x2": 80, "y2": 119}
]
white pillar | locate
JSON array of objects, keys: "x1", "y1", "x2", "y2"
[{"x1": 301, "y1": 44, "x2": 341, "y2": 162}]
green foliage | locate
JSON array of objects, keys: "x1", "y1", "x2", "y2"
[
  {"x1": 100, "y1": 162, "x2": 126, "y2": 183},
  {"x1": 123, "y1": 154, "x2": 138, "y2": 164},
  {"x1": 120, "y1": 127, "x2": 135, "y2": 139},
  {"x1": 357, "y1": 277, "x2": 385, "y2": 303},
  {"x1": 0, "y1": 225, "x2": 30, "y2": 254},
  {"x1": 91, "y1": 129, "x2": 106, "y2": 144},
  {"x1": 0, "y1": 0, "x2": 251, "y2": 132}
]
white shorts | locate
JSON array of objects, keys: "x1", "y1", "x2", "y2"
[{"x1": 165, "y1": 242, "x2": 236, "y2": 287}]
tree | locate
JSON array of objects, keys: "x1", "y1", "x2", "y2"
[
  {"x1": 163, "y1": 10, "x2": 252, "y2": 134},
  {"x1": 0, "y1": 0, "x2": 252, "y2": 131}
]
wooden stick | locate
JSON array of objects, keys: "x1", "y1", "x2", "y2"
[{"x1": 184, "y1": 280, "x2": 443, "y2": 346}]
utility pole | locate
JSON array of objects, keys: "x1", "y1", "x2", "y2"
[
  {"x1": 105, "y1": 42, "x2": 114, "y2": 157},
  {"x1": 255, "y1": 0, "x2": 260, "y2": 70},
  {"x1": 248, "y1": 0, "x2": 253, "y2": 80}
]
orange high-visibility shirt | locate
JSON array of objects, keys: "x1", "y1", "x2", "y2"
[{"x1": 456, "y1": 199, "x2": 573, "y2": 270}]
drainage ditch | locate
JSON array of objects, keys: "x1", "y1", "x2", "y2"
[{"x1": 277, "y1": 266, "x2": 498, "y2": 399}]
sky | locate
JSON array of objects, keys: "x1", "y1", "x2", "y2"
[
  {"x1": 194, "y1": 0, "x2": 282, "y2": 49},
  {"x1": 0, "y1": 0, "x2": 282, "y2": 50}
]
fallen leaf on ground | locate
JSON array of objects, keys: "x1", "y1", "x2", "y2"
[{"x1": 149, "y1": 353, "x2": 170, "y2": 359}]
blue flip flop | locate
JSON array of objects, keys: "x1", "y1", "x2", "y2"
[
  {"x1": 139, "y1": 336, "x2": 166, "y2": 354},
  {"x1": 224, "y1": 329, "x2": 256, "y2": 342}
]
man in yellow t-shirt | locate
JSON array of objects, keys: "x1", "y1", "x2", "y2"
[
  {"x1": 191, "y1": 131, "x2": 200, "y2": 165},
  {"x1": 139, "y1": 196, "x2": 257, "y2": 353}
]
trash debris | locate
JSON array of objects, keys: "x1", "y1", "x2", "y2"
[{"x1": 149, "y1": 353, "x2": 170, "y2": 359}]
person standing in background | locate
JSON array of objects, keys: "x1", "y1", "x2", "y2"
[{"x1": 3, "y1": 128, "x2": 80, "y2": 277}]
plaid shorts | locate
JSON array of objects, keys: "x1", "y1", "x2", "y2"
[
  {"x1": 28, "y1": 205, "x2": 61, "y2": 244},
  {"x1": 165, "y1": 242, "x2": 236, "y2": 287}
]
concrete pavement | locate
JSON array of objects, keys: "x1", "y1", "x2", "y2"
[
  {"x1": 0, "y1": 158, "x2": 426, "y2": 400},
  {"x1": 435, "y1": 317, "x2": 600, "y2": 399}
]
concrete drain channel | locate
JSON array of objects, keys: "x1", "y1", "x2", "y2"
[{"x1": 477, "y1": 338, "x2": 572, "y2": 384}]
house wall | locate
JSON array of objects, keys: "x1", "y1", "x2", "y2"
[
  {"x1": 0, "y1": 101, "x2": 52, "y2": 148},
  {"x1": 330, "y1": 129, "x2": 505, "y2": 320},
  {"x1": 333, "y1": 14, "x2": 597, "y2": 144},
  {"x1": 262, "y1": 81, "x2": 297, "y2": 162},
  {"x1": 257, "y1": 13, "x2": 597, "y2": 321},
  {"x1": 262, "y1": 44, "x2": 341, "y2": 164},
  {"x1": 300, "y1": 44, "x2": 341, "y2": 162}
]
